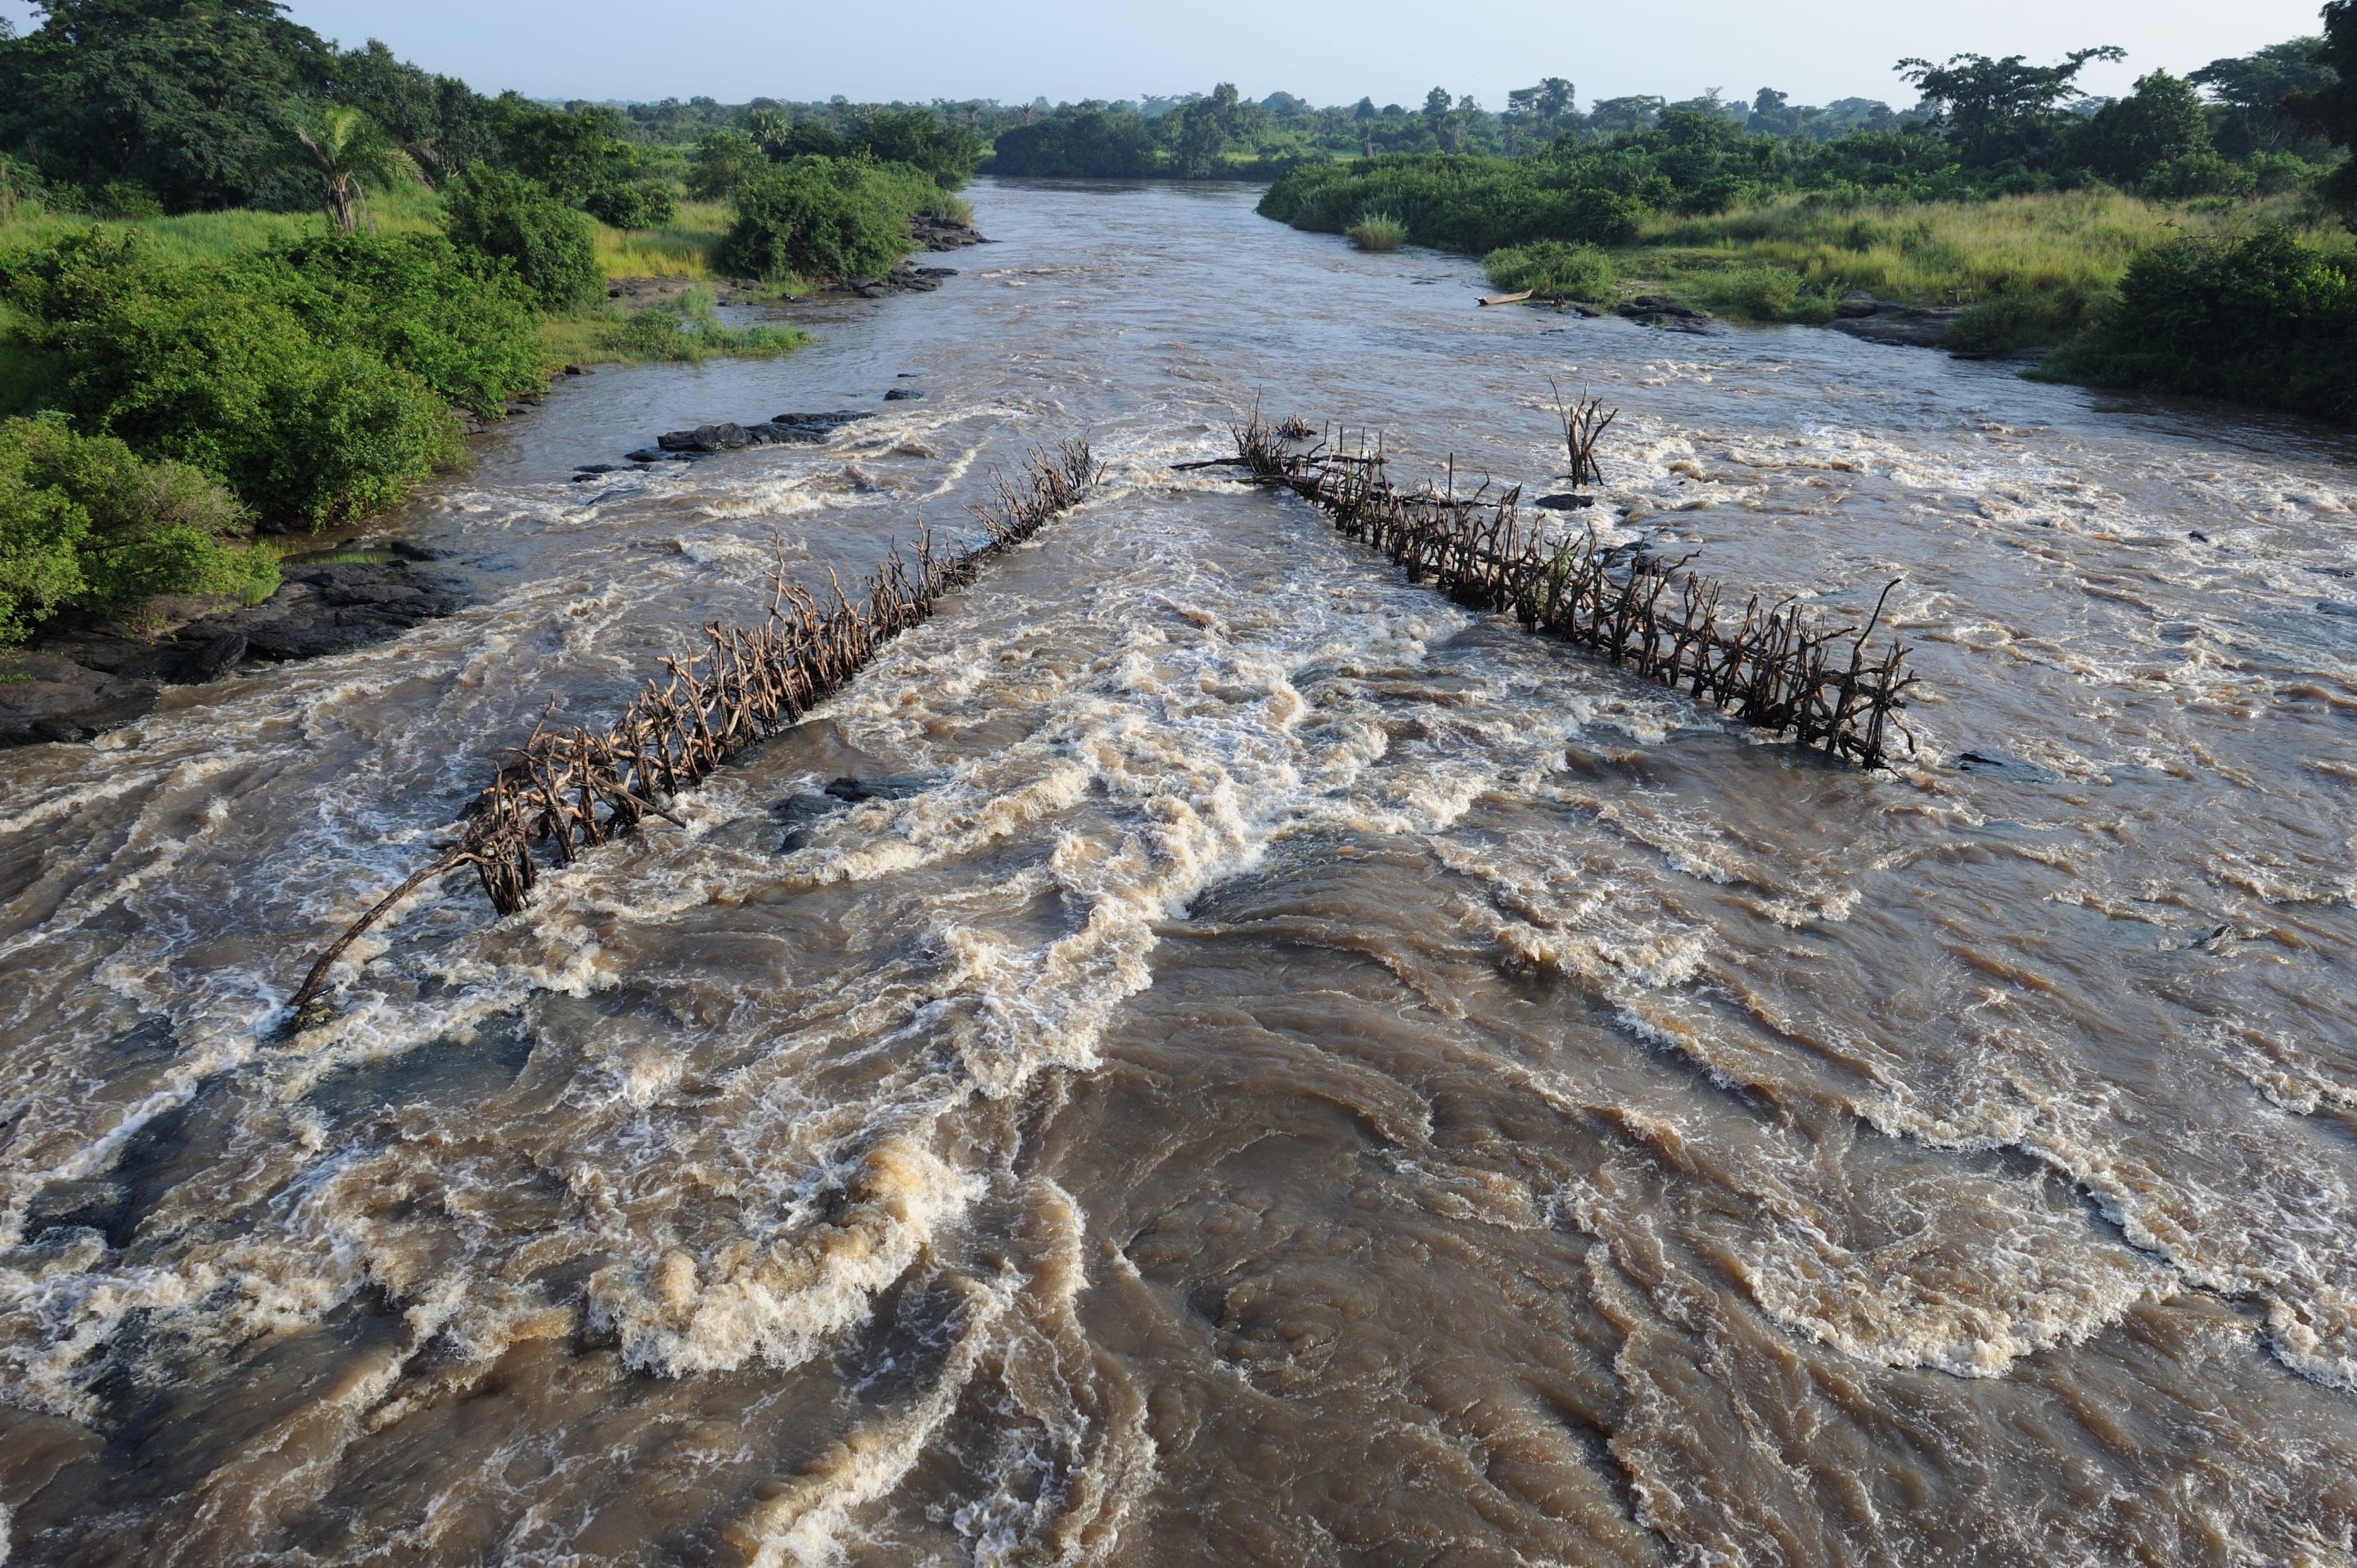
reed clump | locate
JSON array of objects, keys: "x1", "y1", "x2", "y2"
[
  {"x1": 287, "y1": 439, "x2": 1098, "y2": 1016},
  {"x1": 1346, "y1": 212, "x2": 1408, "y2": 252},
  {"x1": 1232, "y1": 411, "x2": 1916, "y2": 770}
]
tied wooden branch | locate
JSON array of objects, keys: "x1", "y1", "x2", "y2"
[
  {"x1": 1232, "y1": 411, "x2": 1918, "y2": 770},
  {"x1": 286, "y1": 439, "x2": 1098, "y2": 1017}
]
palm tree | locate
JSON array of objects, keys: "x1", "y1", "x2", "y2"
[
  {"x1": 746, "y1": 107, "x2": 793, "y2": 160},
  {"x1": 288, "y1": 105, "x2": 417, "y2": 233}
]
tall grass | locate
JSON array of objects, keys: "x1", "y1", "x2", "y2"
[
  {"x1": 591, "y1": 199, "x2": 731, "y2": 278},
  {"x1": 1347, "y1": 212, "x2": 1408, "y2": 251},
  {"x1": 0, "y1": 184, "x2": 445, "y2": 264},
  {"x1": 1632, "y1": 188, "x2": 2329, "y2": 306}
]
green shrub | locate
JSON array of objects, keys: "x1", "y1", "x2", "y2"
[
  {"x1": 1484, "y1": 239, "x2": 1615, "y2": 298},
  {"x1": 844, "y1": 110, "x2": 985, "y2": 190},
  {"x1": 1699, "y1": 264, "x2": 1808, "y2": 320},
  {"x1": 444, "y1": 164, "x2": 603, "y2": 311},
  {"x1": 2138, "y1": 151, "x2": 2254, "y2": 201},
  {"x1": 585, "y1": 178, "x2": 679, "y2": 231},
  {"x1": 0, "y1": 415, "x2": 277, "y2": 647},
  {"x1": 717, "y1": 156, "x2": 926, "y2": 282},
  {"x1": 92, "y1": 180, "x2": 164, "y2": 220},
  {"x1": 687, "y1": 131, "x2": 764, "y2": 200},
  {"x1": 1, "y1": 230, "x2": 463, "y2": 524},
  {"x1": 1945, "y1": 285, "x2": 2102, "y2": 354},
  {"x1": 1260, "y1": 155, "x2": 1648, "y2": 253},
  {"x1": 597, "y1": 287, "x2": 804, "y2": 362},
  {"x1": 254, "y1": 232, "x2": 546, "y2": 417},
  {"x1": 1346, "y1": 212, "x2": 1407, "y2": 250},
  {"x1": 2042, "y1": 228, "x2": 2357, "y2": 421}
]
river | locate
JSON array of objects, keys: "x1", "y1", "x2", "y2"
[{"x1": 2, "y1": 178, "x2": 2355, "y2": 1566}]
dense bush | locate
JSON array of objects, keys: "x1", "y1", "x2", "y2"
[
  {"x1": 1483, "y1": 239, "x2": 1615, "y2": 297},
  {"x1": 717, "y1": 156, "x2": 935, "y2": 282},
  {"x1": 252, "y1": 231, "x2": 547, "y2": 417},
  {"x1": 1, "y1": 414, "x2": 277, "y2": 646},
  {"x1": 988, "y1": 110, "x2": 1160, "y2": 178},
  {"x1": 2043, "y1": 228, "x2": 2357, "y2": 419},
  {"x1": 687, "y1": 129, "x2": 766, "y2": 199},
  {"x1": 0, "y1": 229, "x2": 495, "y2": 523},
  {"x1": 584, "y1": 178, "x2": 679, "y2": 231},
  {"x1": 594, "y1": 286, "x2": 804, "y2": 362},
  {"x1": 1260, "y1": 155, "x2": 1647, "y2": 252},
  {"x1": 444, "y1": 163, "x2": 604, "y2": 311},
  {"x1": 844, "y1": 110, "x2": 985, "y2": 189}
]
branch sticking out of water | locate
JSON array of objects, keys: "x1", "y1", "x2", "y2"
[
  {"x1": 1230, "y1": 409, "x2": 1917, "y2": 770},
  {"x1": 285, "y1": 439, "x2": 1100, "y2": 1021}
]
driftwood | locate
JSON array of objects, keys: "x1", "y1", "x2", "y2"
[
  {"x1": 286, "y1": 439, "x2": 1100, "y2": 1016},
  {"x1": 1477, "y1": 290, "x2": 1535, "y2": 307},
  {"x1": 1231, "y1": 411, "x2": 1916, "y2": 770}
]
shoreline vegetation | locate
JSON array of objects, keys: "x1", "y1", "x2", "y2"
[
  {"x1": 1254, "y1": 19, "x2": 2355, "y2": 417},
  {"x1": 1, "y1": 0, "x2": 2349, "y2": 738},
  {"x1": 0, "y1": 2, "x2": 989, "y2": 683}
]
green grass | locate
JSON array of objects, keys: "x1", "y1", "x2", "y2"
[
  {"x1": 591, "y1": 198, "x2": 731, "y2": 278},
  {"x1": 1611, "y1": 188, "x2": 2341, "y2": 348},
  {"x1": 539, "y1": 285, "x2": 804, "y2": 366},
  {"x1": 0, "y1": 185, "x2": 445, "y2": 264}
]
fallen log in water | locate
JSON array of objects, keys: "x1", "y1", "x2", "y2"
[
  {"x1": 286, "y1": 439, "x2": 1099, "y2": 1017},
  {"x1": 1228, "y1": 410, "x2": 1917, "y2": 770}
]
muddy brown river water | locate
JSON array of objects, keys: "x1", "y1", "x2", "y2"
[{"x1": 3, "y1": 178, "x2": 2356, "y2": 1566}]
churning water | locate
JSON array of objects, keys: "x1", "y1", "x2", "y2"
[{"x1": 2, "y1": 179, "x2": 2355, "y2": 1566}]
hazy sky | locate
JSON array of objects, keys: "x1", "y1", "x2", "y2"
[{"x1": 0, "y1": 1, "x2": 2332, "y2": 108}]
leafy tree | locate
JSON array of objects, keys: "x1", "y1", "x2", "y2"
[
  {"x1": 986, "y1": 107, "x2": 1156, "y2": 177},
  {"x1": 326, "y1": 38, "x2": 493, "y2": 187},
  {"x1": 1588, "y1": 96, "x2": 1665, "y2": 133},
  {"x1": 0, "y1": 0, "x2": 331, "y2": 211},
  {"x1": 0, "y1": 231, "x2": 462, "y2": 523},
  {"x1": 0, "y1": 413, "x2": 273, "y2": 644},
  {"x1": 717, "y1": 156, "x2": 931, "y2": 281},
  {"x1": 746, "y1": 108, "x2": 792, "y2": 155},
  {"x1": 688, "y1": 128, "x2": 764, "y2": 198},
  {"x1": 286, "y1": 102, "x2": 414, "y2": 232},
  {"x1": 442, "y1": 163, "x2": 602, "y2": 310},
  {"x1": 2291, "y1": 2, "x2": 2356, "y2": 220},
  {"x1": 1897, "y1": 46, "x2": 2124, "y2": 166},
  {"x1": 2192, "y1": 37, "x2": 2337, "y2": 156},
  {"x1": 845, "y1": 108, "x2": 983, "y2": 188},
  {"x1": 2079, "y1": 70, "x2": 2210, "y2": 185}
]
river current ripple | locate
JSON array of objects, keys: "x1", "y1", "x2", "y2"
[{"x1": 2, "y1": 179, "x2": 2355, "y2": 1566}]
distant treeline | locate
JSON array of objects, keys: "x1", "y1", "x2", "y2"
[{"x1": 1259, "y1": 14, "x2": 2357, "y2": 426}]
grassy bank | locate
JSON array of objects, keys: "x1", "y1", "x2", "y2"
[{"x1": 1611, "y1": 188, "x2": 2344, "y2": 351}]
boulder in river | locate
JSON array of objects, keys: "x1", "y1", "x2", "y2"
[
  {"x1": 657, "y1": 422, "x2": 750, "y2": 453},
  {"x1": 0, "y1": 651, "x2": 159, "y2": 746}
]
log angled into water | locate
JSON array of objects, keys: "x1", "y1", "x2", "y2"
[
  {"x1": 285, "y1": 439, "x2": 1100, "y2": 1019},
  {"x1": 1230, "y1": 410, "x2": 1917, "y2": 771}
]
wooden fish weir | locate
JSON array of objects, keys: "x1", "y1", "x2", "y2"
[
  {"x1": 286, "y1": 439, "x2": 1098, "y2": 1016},
  {"x1": 1230, "y1": 411, "x2": 1917, "y2": 770}
]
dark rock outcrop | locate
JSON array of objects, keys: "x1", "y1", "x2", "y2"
[
  {"x1": 1619, "y1": 295, "x2": 1715, "y2": 335},
  {"x1": 1825, "y1": 299, "x2": 1966, "y2": 349},
  {"x1": 3, "y1": 556, "x2": 471, "y2": 746},
  {"x1": 0, "y1": 652, "x2": 160, "y2": 746},
  {"x1": 910, "y1": 214, "x2": 988, "y2": 251}
]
